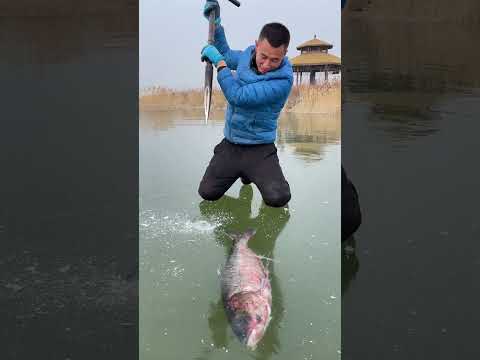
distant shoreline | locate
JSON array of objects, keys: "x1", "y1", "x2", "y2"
[{"x1": 139, "y1": 82, "x2": 340, "y2": 114}]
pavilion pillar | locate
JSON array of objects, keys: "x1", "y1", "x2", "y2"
[
  {"x1": 325, "y1": 71, "x2": 328, "y2": 81},
  {"x1": 309, "y1": 71, "x2": 316, "y2": 85},
  {"x1": 300, "y1": 72, "x2": 303, "y2": 85},
  {"x1": 296, "y1": 71, "x2": 299, "y2": 86}
]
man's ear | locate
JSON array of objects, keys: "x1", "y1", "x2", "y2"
[{"x1": 255, "y1": 40, "x2": 258, "y2": 48}]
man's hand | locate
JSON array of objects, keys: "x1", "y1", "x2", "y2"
[
  {"x1": 201, "y1": 45, "x2": 225, "y2": 67},
  {"x1": 203, "y1": 0, "x2": 221, "y2": 25}
]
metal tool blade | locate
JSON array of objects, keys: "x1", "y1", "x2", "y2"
[
  {"x1": 204, "y1": 66, "x2": 213, "y2": 123},
  {"x1": 203, "y1": 11, "x2": 216, "y2": 123}
]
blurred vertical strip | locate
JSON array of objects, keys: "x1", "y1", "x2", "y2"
[{"x1": 0, "y1": 1, "x2": 139, "y2": 359}]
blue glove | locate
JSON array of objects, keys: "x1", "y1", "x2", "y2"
[
  {"x1": 203, "y1": 0, "x2": 221, "y2": 25},
  {"x1": 201, "y1": 45, "x2": 225, "y2": 67}
]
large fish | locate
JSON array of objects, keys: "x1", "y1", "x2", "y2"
[{"x1": 221, "y1": 229, "x2": 272, "y2": 349}]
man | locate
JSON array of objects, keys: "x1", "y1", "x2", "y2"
[{"x1": 198, "y1": 0, "x2": 293, "y2": 208}]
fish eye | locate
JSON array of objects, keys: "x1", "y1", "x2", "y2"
[{"x1": 256, "y1": 315, "x2": 262, "y2": 322}]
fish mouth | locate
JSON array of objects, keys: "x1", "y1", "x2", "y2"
[
  {"x1": 245, "y1": 335, "x2": 259, "y2": 350},
  {"x1": 245, "y1": 325, "x2": 267, "y2": 350}
]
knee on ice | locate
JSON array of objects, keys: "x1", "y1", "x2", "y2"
[{"x1": 198, "y1": 184, "x2": 224, "y2": 201}]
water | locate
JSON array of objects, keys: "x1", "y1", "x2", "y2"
[
  {"x1": 341, "y1": 3, "x2": 480, "y2": 358},
  {"x1": 139, "y1": 109, "x2": 341, "y2": 359},
  {"x1": 2, "y1": 8, "x2": 138, "y2": 359},
  {"x1": 342, "y1": 91, "x2": 480, "y2": 357}
]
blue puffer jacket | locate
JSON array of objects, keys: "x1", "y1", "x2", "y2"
[{"x1": 214, "y1": 26, "x2": 293, "y2": 144}]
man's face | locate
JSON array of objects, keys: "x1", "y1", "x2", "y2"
[{"x1": 254, "y1": 39, "x2": 287, "y2": 74}]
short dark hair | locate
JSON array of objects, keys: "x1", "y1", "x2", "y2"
[{"x1": 258, "y1": 22, "x2": 290, "y2": 48}]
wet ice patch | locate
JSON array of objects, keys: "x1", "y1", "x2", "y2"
[
  {"x1": 183, "y1": 219, "x2": 218, "y2": 233},
  {"x1": 140, "y1": 210, "x2": 221, "y2": 238},
  {"x1": 139, "y1": 210, "x2": 228, "y2": 288}
]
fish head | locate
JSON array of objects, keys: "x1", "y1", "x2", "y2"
[{"x1": 228, "y1": 292, "x2": 271, "y2": 350}]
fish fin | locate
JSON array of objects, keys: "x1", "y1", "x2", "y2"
[
  {"x1": 260, "y1": 277, "x2": 268, "y2": 289},
  {"x1": 255, "y1": 254, "x2": 277, "y2": 263}
]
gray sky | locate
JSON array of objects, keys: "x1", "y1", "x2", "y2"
[{"x1": 140, "y1": 0, "x2": 340, "y2": 89}]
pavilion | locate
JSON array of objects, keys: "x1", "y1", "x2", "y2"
[{"x1": 290, "y1": 35, "x2": 341, "y2": 85}]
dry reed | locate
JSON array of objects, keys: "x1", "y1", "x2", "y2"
[
  {"x1": 139, "y1": 87, "x2": 226, "y2": 110},
  {"x1": 139, "y1": 80, "x2": 340, "y2": 114},
  {"x1": 285, "y1": 80, "x2": 340, "y2": 113}
]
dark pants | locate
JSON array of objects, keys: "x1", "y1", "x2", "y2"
[
  {"x1": 341, "y1": 165, "x2": 362, "y2": 241},
  {"x1": 198, "y1": 138, "x2": 291, "y2": 207}
]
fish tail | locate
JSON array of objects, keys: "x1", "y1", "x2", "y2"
[
  {"x1": 226, "y1": 228, "x2": 256, "y2": 245},
  {"x1": 244, "y1": 228, "x2": 256, "y2": 239},
  {"x1": 225, "y1": 231, "x2": 242, "y2": 243}
]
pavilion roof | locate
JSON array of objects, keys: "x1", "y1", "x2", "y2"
[
  {"x1": 296, "y1": 37, "x2": 333, "y2": 50},
  {"x1": 290, "y1": 52, "x2": 341, "y2": 66}
]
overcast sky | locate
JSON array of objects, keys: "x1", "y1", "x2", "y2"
[{"x1": 140, "y1": 0, "x2": 340, "y2": 89}]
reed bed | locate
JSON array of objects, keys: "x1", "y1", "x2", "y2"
[
  {"x1": 139, "y1": 87, "x2": 226, "y2": 110},
  {"x1": 139, "y1": 80, "x2": 340, "y2": 114},
  {"x1": 285, "y1": 81, "x2": 340, "y2": 113}
]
